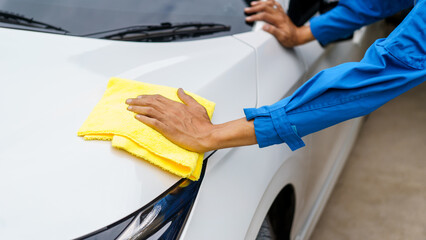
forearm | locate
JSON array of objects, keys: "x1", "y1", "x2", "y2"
[
  {"x1": 207, "y1": 118, "x2": 257, "y2": 151},
  {"x1": 295, "y1": 25, "x2": 315, "y2": 46}
]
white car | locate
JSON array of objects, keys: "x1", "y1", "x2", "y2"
[{"x1": 0, "y1": 0, "x2": 387, "y2": 239}]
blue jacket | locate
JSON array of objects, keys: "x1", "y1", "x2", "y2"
[{"x1": 244, "y1": 0, "x2": 426, "y2": 151}]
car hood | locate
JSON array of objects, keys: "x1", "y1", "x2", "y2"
[{"x1": 0, "y1": 28, "x2": 256, "y2": 239}]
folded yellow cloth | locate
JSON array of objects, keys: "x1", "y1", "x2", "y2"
[{"x1": 78, "y1": 77, "x2": 215, "y2": 181}]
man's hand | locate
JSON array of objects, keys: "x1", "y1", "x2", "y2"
[
  {"x1": 126, "y1": 89, "x2": 257, "y2": 153},
  {"x1": 245, "y1": 0, "x2": 314, "y2": 47},
  {"x1": 126, "y1": 88, "x2": 216, "y2": 153}
]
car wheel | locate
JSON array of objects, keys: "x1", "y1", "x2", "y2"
[
  {"x1": 256, "y1": 185, "x2": 295, "y2": 240},
  {"x1": 255, "y1": 217, "x2": 276, "y2": 240}
]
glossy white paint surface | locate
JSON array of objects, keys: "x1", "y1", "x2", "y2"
[
  {"x1": 234, "y1": 30, "x2": 306, "y2": 106},
  {"x1": 0, "y1": 28, "x2": 256, "y2": 239}
]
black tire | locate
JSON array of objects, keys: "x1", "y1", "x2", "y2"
[
  {"x1": 256, "y1": 185, "x2": 295, "y2": 240},
  {"x1": 255, "y1": 217, "x2": 276, "y2": 240}
]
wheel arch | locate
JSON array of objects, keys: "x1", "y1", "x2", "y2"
[{"x1": 267, "y1": 184, "x2": 296, "y2": 240}]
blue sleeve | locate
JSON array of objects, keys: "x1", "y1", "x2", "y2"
[
  {"x1": 244, "y1": 0, "x2": 426, "y2": 151},
  {"x1": 310, "y1": 0, "x2": 414, "y2": 45}
]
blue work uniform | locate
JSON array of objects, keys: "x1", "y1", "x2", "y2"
[{"x1": 244, "y1": 0, "x2": 426, "y2": 151}]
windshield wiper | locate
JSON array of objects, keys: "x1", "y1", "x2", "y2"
[
  {"x1": 0, "y1": 10, "x2": 68, "y2": 33},
  {"x1": 82, "y1": 22, "x2": 231, "y2": 42}
]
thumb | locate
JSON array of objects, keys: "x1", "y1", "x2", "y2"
[{"x1": 177, "y1": 88, "x2": 199, "y2": 106}]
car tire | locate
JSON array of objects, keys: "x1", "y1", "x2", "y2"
[{"x1": 255, "y1": 217, "x2": 276, "y2": 240}]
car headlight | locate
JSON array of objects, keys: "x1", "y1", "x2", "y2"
[{"x1": 76, "y1": 152, "x2": 214, "y2": 240}]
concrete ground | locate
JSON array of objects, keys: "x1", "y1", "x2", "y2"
[{"x1": 310, "y1": 82, "x2": 426, "y2": 240}]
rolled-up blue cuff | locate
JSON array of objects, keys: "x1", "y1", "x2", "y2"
[
  {"x1": 244, "y1": 107, "x2": 281, "y2": 148},
  {"x1": 270, "y1": 108, "x2": 305, "y2": 151},
  {"x1": 244, "y1": 107, "x2": 305, "y2": 151},
  {"x1": 253, "y1": 116, "x2": 283, "y2": 148},
  {"x1": 244, "y1": 107, "x2": 269, "y2": 119}
]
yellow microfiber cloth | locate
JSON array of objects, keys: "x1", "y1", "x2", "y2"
[{"x1": 78, "y1": 77, "x2": 215, "y2": 181}]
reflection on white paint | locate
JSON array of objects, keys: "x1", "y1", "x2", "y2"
[{"x1": 119, "y1": 55, "x2": 189, "y2": 79}]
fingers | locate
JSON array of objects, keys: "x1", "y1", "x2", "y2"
[
  {"x1": 271, "y1": 1, "x2": 283, "y2": 11},
  {"x1": 126, "y1": 94, "x2": 171, "y2": 109},
  {"x1": 135, "y1": 114, "x2": 168, "y2": 133},
  {"x1": 126, "y1": 89, "x2": 201, "y2": 108},
  {"x1": 245, "y1": 2, "x2": 275, "y2": 14},
  {"x1": 127, "y1": 95, "x2": 156, "y2": 106},
  {"x1": 126, "y1": 89, "x2": 202, "y2": 117},
  {"x1": 250, "y1": 0, "x2": 275, "y2": 7},
  {"x1": 178, "y1": 88, "x2": 209, "y2": 116},
  {"x1": 251, "y1": 0, "x2": 283, "y2": 11},
  {"x1": 127, "y1": 105, "x2": 163, "y2": 119},
  {"x1": 263, "y1": 24, "x2": 285, "y2": 41},
  {"x1": 245, "y1": 0, "x2": 284, "y2": 18},
  {"x1": 245, "y1": 1, "x2": 284, "y2": 26},
  {"x1": 126, "y1": 95, "x2": 173, "y2": 135},
  {"x1": 126, "y1": 90, "x2": 197, "y2": 108},
  {"x1": 177, "y1": 88, "x2": 200, "y2": 107},
  {"x1": 246, "y1": 12, "x2": 281, "y2": 26}
]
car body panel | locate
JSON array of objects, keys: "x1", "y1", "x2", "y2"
[
  {"x1": 181, "y1": 144, "x2": 310, "y2": 240},
  {"x1": 182, "y1": 20, "x2": 390, "y2": 240},
  {"x1": 0, "y1": 27, "x2": 256, "y2": 239},
  {"x1": 233, "y1": 30, "x2": 306, "y2": 106}
]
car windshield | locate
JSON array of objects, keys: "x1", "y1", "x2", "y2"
[{"x1": 0, "y1": 0, "x2": 252, "y2": 40}]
